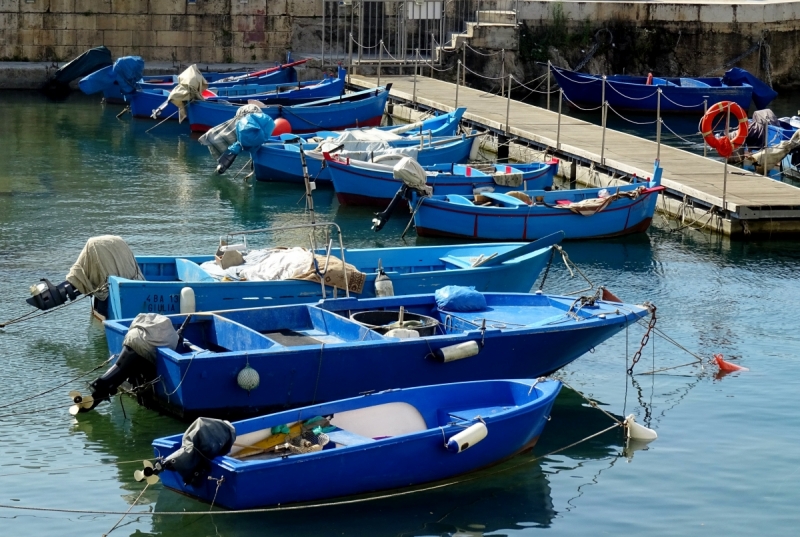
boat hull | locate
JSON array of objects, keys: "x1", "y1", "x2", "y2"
[
  {"x1": 151, "y1": 379, "x2": 561, "y2": 509},
  {"x1": 104, "y1": 292, "x2": 648, "y2": 419}
]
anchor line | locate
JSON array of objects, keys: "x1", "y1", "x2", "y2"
[{"x1": 627, "y1": 305, "x2": 657, "y2": 375}]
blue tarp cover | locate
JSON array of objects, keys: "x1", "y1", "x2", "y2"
[
  {"x1": 228, "y1": 113, "x2": 276, "y2": 154},
  {"x1": 724, "y1": 68, "x2": 778, "y2": 110},
  {"x1": 79, "y1": 56, "x2": 144, "y2": 95}
]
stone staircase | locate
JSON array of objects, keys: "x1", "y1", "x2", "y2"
[{"x1": 436, "y1": 9, "x2": 519, "y2": 61}]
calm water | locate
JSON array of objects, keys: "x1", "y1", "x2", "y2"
[{"x1": 1, "y1": 90, "x2": 799, "y2": 536}]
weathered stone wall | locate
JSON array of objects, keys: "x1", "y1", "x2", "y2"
[{"x1": 0, "y1": 0, "x2": 320, "y2": 64}]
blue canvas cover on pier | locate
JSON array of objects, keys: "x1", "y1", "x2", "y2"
[{"x1": 724, "y1": 68, "x2": 778, "y2": 110}]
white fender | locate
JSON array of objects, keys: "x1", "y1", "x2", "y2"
[
  {"x1": 447, "y1": 422, "x2": 488, "y2": 453},
  {"x1": 624, "y1": 414, "x2": 658, "y2": 442},
  {"x1": 180, "y1": 287, "x2": 196, "y2": 314},
  {"x1": 432, "y1": 341, "x2": 480, "y2": 363}
]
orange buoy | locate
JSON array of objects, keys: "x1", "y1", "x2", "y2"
[
  {"x1": 699, "y1": 101, "x2": 748, "y2": 158},
  {"x1": 646, "y1": 72, "x2": 653, "y2": 85},
  {"x1": 714, "y1": 353, "x2": 749, "y2": 372},
  {"x1": 272, "y1": 117, "x2": 292, "y2": 136}
]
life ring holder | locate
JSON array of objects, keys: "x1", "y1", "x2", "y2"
[{"x1": 699, "y1": 101, "x2": 748, "y2": 158}]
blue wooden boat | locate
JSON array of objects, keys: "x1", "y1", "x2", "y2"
[
  {"x1": 250, "y1": 131, "x2": 477, "y2": 184},
  {"x1": 125, "y1": 73, "x2": 345, "y2": 120},
  {"x1": 326, "y1": 154, "x2": 558, "y2": 206},
  {"x1": 102, "y1": 69, "x2": 251, "y2": 104},
  {"x1": 148, "y1": 378, "x2": 561, "y2": 510},
  {"x1": 187, "y1": 85, "x2": 391, "y2": 133},
  {"x1": 207, "y1": 66, "x2": 346, "y2": 104},
  {"x1": 410, "y1": 162, "x2": 664, "y2": 240},
  {"x1": 102, "y1": 233, "x2": 563, "y2": 321},
  {"x1": 102, "y1": 289, "x2": 650, "y2": 418},
  {"x1": 550, "y1": 65, "x2": 776, "y2": 113}
]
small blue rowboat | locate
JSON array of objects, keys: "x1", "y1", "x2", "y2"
[
  {"x1": 101, "y1": 288, "x2": 650, "y2": 418},
  {"x1": 187, "y1": 85, "x2": 390, "y2": 133},
  {"x1": 550, "y1": 65, "x2": 776, "y2": 113},
  {"x1": 125, "y1": 73, "x2": 345, "y2": 120},
  {"x1": 148, "y1": 378, "x2": 561, "y2": 510},
  {"x1": 207, "y1": 66, "x2": 346, "y2": 104},
  {"x1": 326, "y1": 154, "x2": 558, "y2": 206},
  {"x1": 250, "y1": 131, "x2": 477, "y2": 184},
  {"x1": 103, "y1": 233, "x2": 564, "y2": 320},
  {"x1": 411, "y1": 162, "x2": 664, "y2": 240}
]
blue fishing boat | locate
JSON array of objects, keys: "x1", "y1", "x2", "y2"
[
  {"x1": 408, "y1": 162, "x2": 664, "y2": 240},
  {"x1": 325, "y1": 154, "x2": 557, "y2": 206},
  {"x1": 550, "y1": 65, "x2": 776, "y2": 113},
  {"x1": 147, "y1": 378, "x2": 562, "y2": 510},
  {"x1": 98, "y1": 287, "x2": 650, "y2": 418},
  {"x1": 125, "y1": 72, "x2": 345, "y2": 120},
  {"x1": 103, "y1": 231, "x2": 563, "y2": 320},
  {"x1": 249, "y1": 131, "x2": 477, "y2": 184},
  {"x1": 187, "y1": 85, "x2": 391, "y2": 133}
]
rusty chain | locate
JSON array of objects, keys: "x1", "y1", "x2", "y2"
[{"x1": 627, "y1": 304, "x2": 657, "y2": 375}]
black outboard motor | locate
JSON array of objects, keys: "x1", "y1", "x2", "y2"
[
  {"x1": 162, "y1": 418, "x2": 236, "y2": 485},
  {"x1": 86, "y1": 345, "x2": 152, "y2": 408},
  {"x1": 372, "y1": 184, "x2": 411, "y2": 232},
  {"x1": 26, "y1": 278, "x2": 81, "y2": 310}
]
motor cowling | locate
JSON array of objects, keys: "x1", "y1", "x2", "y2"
[{"x1": 26, "y1": 278, "x2": 81, "y2": 310}]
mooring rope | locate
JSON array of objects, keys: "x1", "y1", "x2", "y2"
[{"x1": 0, "y1": 283, "x2": 108, "y2": 328}]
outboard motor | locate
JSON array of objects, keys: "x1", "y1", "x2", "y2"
[
  {"x1": 73, "y1": 314, "x2": 186, "y2": 414},
  {"x1": 162, "y1": 418, "x2": 236, "y2": 485},
  {"x1": 27, "y1": 278, "x2": 81, "y2": 310},
  {"x1": 372, "y1": 157, "x2": 431, "y2": 232}
]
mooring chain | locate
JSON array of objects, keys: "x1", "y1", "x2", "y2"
[{"x1": 627, "y1": 305, "x2": 657, "y2": 375}]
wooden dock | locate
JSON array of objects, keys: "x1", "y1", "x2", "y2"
[{"x1": 350, "y1": 74, "x2": 800, "y2": 236}]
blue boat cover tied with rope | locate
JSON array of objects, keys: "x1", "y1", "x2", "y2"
[
  {"x1": 78, "y1": 56, "x2": 144, "y2": 95},
  {"x1": 227, "y1": 113, "x2": 276, "y2": 155},
  {"x1": 723, "y1": 68, "x2": 778, "y2": 110},
  {"x1": 435, "y1": 286, "x2": 487, "y2": 312}
]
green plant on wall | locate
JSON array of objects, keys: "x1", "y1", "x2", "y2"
[{"x1": 519, "y1": 2, "x2": 593, "y2": 63}]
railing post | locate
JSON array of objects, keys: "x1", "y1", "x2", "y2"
[
  {"x1": 501, "y1": 49, "x2": 505, "y2": 96},
  {"x1": 348, "y1": 32, "x2": 353, "y2": 83},
  {"x1": 321, "y1": 0, "x2": 326, "y2": 67},
  {"x1": 703, "y1": 97, "x2": 708, "y2": 158},
  {"x1": 557, "y1": 88, "x2": 562, "y2": 149},
  {"x1": 505, "y1": 74, "x2": 512, "y2": 134},
  {"x1": 455, "y1": 59, "x2": 461, "y2": 109},
  {"x1": 547, "y1": 60, "x2": 551, "y2": 111},
  {"x1": 413, "y1": 48, "x2": 419, "y2": 108},
  {"x1": 462, "y1": 43, "x2": 466, "y2": 86},
  {"x1": 377, "y1": 39, "x2": 383, "y2": 88},
  {"x1": 430, "y1": 33, "x2": 435, "y2": 78},
  {"x1": 722, "y1": 104, "x2": 731, "y2": 213},
  {"x1": 763, "y1": 119, "x2": 769, "y2": 176},
  {"x1": 357, "y1": 0, "x2": 363, "y2": 71},
  {"x1": 601, "y1": 76, "x2": 607, "y2": 164},
  {"x1": 656, "y1": 87, "x2": 662, "y2": 162}
]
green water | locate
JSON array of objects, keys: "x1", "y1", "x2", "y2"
[{"x1": 1, "y1": 90, "x2": 799, "y2": 536}]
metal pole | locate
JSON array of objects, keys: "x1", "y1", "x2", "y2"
[
  {"x1": 413, "y1": 48, "x2": 418, "y2": 108},
  {"x1": 431, "y1": 33, "x2": 435, "y2": 78},
  {"x1": 357, "y1": 0, "x2": 363, "y2": 71},
  {"x1": 501, "y1": 49, "x2": 505, "y2": 96},
  {"x1": 505, "y1": 74, "x2": 511, "y2": 134},
  {"x1": 656, "y1": 87, "x2": 662, "y2": 161},
  {"x1": 321, "y1": 0, "x2": 326, "y2": 67},
  {"x1": 703, "y1": 97, "x2": 708, "y2": 158},
  {"x1": 455, "y1": 60, "x2": 461, "y2": 109},
  {"x1": 557, "y1": 88, "x2": 562, "y2": 149},
  {"x1": 722, "y1": 104, "x2": 730, "y2": 213},
  {"x1": 348, "y1": 32, "x2": 353, "y2": 84},
  {"x1": 547, "y1": 60, "x2": 551, "y2": 111},
  {"x1": 601, "y1": 76, "x2": 607, "y2": 164},
  {"x1": 377, "y1": 39, "x2": 383, "y2": 88},
  {"x1": 763, "y1": 121, "x2": 769, "y2": 176},
  {"x1": 462, "y1": 43, "x2": 466, "y2": 86}
]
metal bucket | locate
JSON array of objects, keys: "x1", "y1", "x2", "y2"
[{"x1": 350, "y1": 310, "x2": 440, "y2": 337}]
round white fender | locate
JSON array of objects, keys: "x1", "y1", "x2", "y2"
[
  {"x1": 624, "y1": 414, "x2": 658, "y2": 441},
  {"x1": 180, "y1": 287, "x2": 196, "y2": 314},
  {"x1": 432, "y1": 341, "x2": 480, "y2": 363},
  {"x1": 447, "y1": 422, "x2": 488, "y2": 453}
]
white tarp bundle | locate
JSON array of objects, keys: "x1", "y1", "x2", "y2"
[
  {"x1": 66, "y1": 235, "x2": 144, "y2": 300},
  {"x1": 201, "y1": 247, "x2": 313, "y2": 282},
  {"x1": 198, "y1": 104, "x2": 262, "y2": 158},
  {"x1": 154, "y1": 64, "x2": 209, "y2": 122},
  {"x1": 748, "y1": 129, "x2": 800, "y2": 171},
  {"x1": 392, "y1": 156, "x2": 430, "y2": 192},
  {"x1": 122, "y1": 313, "x2": 179, "y2": 361}
]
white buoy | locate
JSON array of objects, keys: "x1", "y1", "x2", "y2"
[
  {"x1": 180, "y1": 287, "x2": 196, "y2": 314},
  {"x1": 384, "y1": 328, "x2": 420, "y2": 339},
  {"x1": 447, "y1": 422, "x2": 488, "y2": 453},
  {"x1": 432, "y1": 341, "x2": 480, "y2": 363},
  {"x1": 624, "y1": 414, "x2": 658, "y2": 442}
]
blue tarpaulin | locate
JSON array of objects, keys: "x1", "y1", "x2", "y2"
[
  {"x1": 724, "y1": 68, "x2": 778, "y2": 110},
  {"x1": 79, "y1": 56, "x2": 144, "y2": 95},
  {"x1": 227, "y1": 113, "x2": 276, "y2": 154}
]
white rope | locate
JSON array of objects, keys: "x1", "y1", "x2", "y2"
[
  {"x1": 658, "y1": 91, "x2": 707, "y2": 110},
  {"x1": 561, "y1": 93, "x2": 603, "y2": 112},
  {"x1": 605, "y1": 82, "x2": 658, "y2": 101},
  {"x1": 605, "y1": 104, "x2": 658, "y2": 126},
  {"x1": 461, "y1": 62, "x2": 507, "y2": 81},
  {"x1": 465, "y1": 43, "x2": 503, "y2": 57}
]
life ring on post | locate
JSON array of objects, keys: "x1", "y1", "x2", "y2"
[
  {"x1": 699, "y1": 101, "x2": 748, "y2": 158},
  {"x1": 646, "y1": 72, "x2": 653, "y2": 85}
]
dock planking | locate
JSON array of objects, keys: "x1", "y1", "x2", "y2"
[{"x1": 349, "y1": 74, "x2": 800, "y2": 235}]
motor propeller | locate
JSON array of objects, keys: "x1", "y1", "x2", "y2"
[
  {"x1": 68, "y1": 390, "x2": 95, "y2": 416},
  {"x1": 133, "y1": 460, "x2": 162, "y2": 485}
]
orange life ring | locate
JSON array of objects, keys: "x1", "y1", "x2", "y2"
[
  {"x1": 699, "y1": 101, "x2": 748, "y2": 158},
  {"x1": 646, "y1": 72, "x2": 653, "y2": 85}
]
